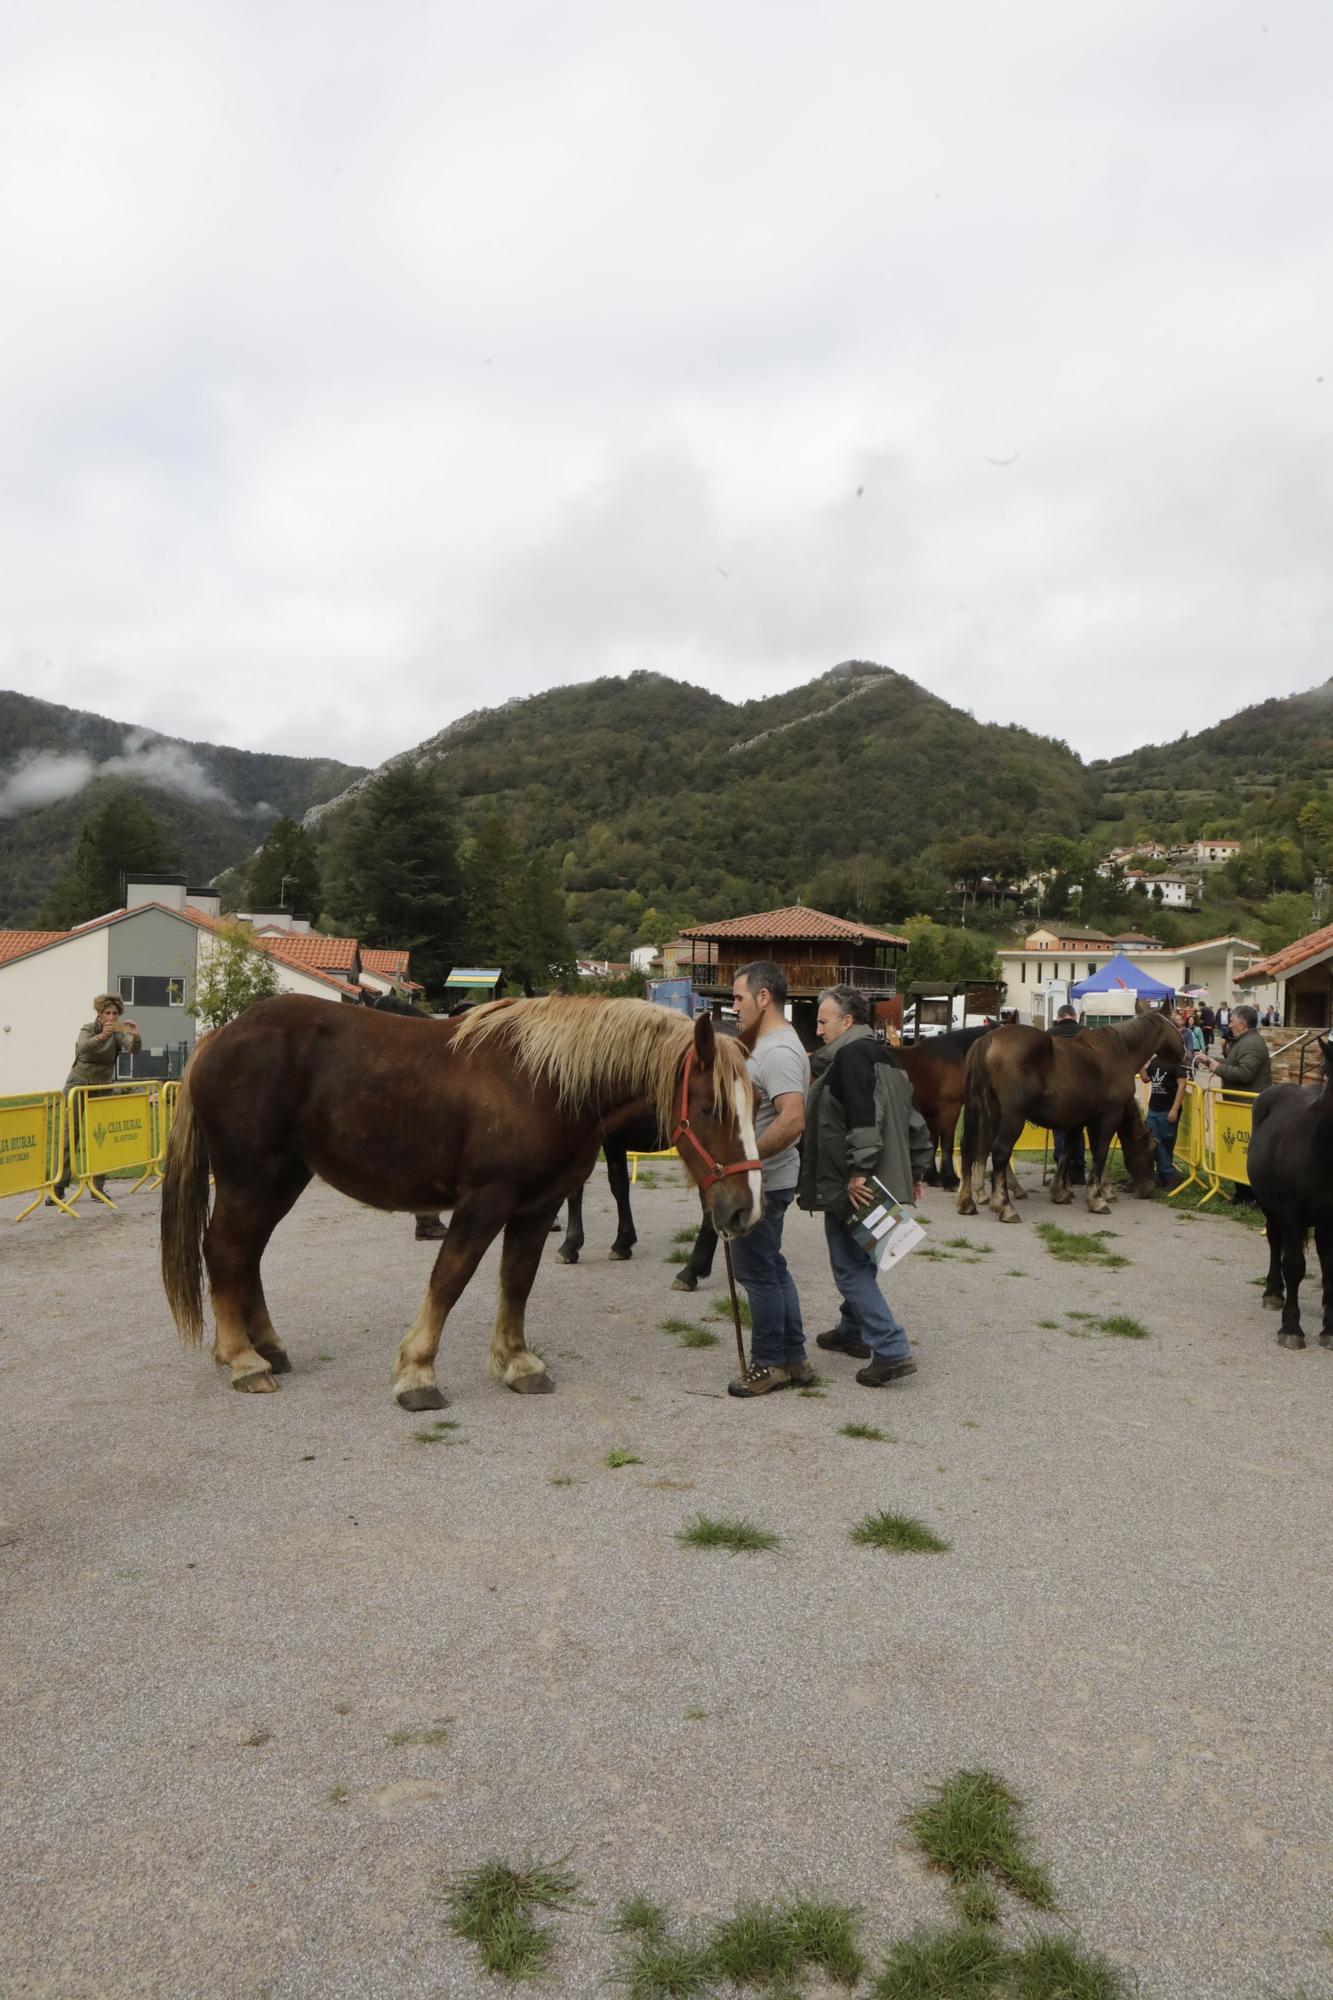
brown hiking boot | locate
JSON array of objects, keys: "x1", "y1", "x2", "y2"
[
  {"x1": 855, "y1": 1356, "x2": 918, "y2": 1387},
  {"x1": 414, "y1": 1215, "x2": 448, "y2": 1241},
  {"x1": 815, "y1": 1328, "x2": 871, "y2": 1359},
  {"x1": 785, "y1": 1360, "x2": 817, "y2": 1387},
  {"x1": 727, "y1": 1363, "x2": 794, "y2": 1398}
]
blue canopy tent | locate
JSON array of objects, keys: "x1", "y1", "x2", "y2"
[{"x1": 1070, "y1": 953, "x2": 1174, "y2": 1001}]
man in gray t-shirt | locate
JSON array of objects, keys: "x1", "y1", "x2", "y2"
[{"x1": 726, "y1": 960, "x2": 812, "y2": 1396}]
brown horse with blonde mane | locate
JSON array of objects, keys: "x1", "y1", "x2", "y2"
[
  {"x1": 956, "y1": 1012, "x2": 1182, "y2": 1223},
  {"x1": 160, "y1": 993, "x2": 760, "y2": 1408}
]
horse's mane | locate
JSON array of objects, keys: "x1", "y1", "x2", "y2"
[
  {"x1": 1106, "y1": 1011, "x2": 1181, "y2": 1061},
  {"x1": 450, "y1": 995, "x2": 751, "y2": 1133}
]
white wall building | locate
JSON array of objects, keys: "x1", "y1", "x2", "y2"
[
  {"x1": 1122, "y1": 872, "x2": 1196, "y2": 908},
  {"x1": 999, "y1": 935, "x2": 1260, "y2": 1019}
]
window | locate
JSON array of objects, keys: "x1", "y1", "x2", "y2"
[
  {"x1": 1087, "y1": 963, "x2": 1095, "y2": 976},
  {"x1": 115, "y1": 975, "x2": 185, "y2": 1008}
]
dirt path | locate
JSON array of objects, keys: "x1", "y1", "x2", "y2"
[{"x1": 1, "y1": 1167, "x2": 1330, "y2": 1997}]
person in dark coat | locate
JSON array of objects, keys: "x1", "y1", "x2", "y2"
[{"x1": 1049, "y1": 1004, "x2": 1086, "y2": 1185}]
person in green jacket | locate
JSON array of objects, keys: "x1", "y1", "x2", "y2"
[
  {"x1": 798, "y1": 984, "x2": 933, "y2": 1388},
  {"x1": 51, "y1": 993, "x2": 141, "y2": 1199},
  {"x1": 1206, "y1": 1005, "x2": 1272, "y2": 1094}
]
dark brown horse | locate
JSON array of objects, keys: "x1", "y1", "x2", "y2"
[
  {"x1": 897, "y1": 1025, "x2": 993, "y2": 1190},
  {"x1": 956, "y1": 1013, "x2": 1180, "y2": 1222},
  {"x1": 160, "y1": 994, "x2": 760, "y2": 1408}
]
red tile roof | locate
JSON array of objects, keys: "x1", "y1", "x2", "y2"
[
  {"x1": 249, "y1": 931, "x2": 358, "y2": 968},
  {"x1": 1237, "y1": 922, "x2": 1333, "y2": 983},
  {"x1": 682, "y1": 906, "x2": 908, "y2": 946},
  {"x1": 0, "y1": 929, "x2": 69, "y2": 964},
  {"x1": 361, "y1": 948, "x2": 412, "y2": 977}
]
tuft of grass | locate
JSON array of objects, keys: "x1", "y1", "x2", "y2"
[
  {"x1": 666, "y1": 1250, "x2": 691, "y2": 1264},
  {"x1": 387, "y1": 1721, "x2": 451, "y2": 1747},
  {"x1": 327, "y1": 1784, "x2": 350, "y2": 1805},
  {"x1": 702, "y1": 1898, "x2": 863, "y2": 1989},
  {"x1": 683, "y1": 1707, "x2": 708, "y2": 1721},
  {"x1": 676, "y1": 1513, "x2": 781, "y2": 1554},
  {"x1": 871, "y1": 1926, "x2": 1011, "y2": 1999},
  {"x1": 1095, "y1": 1315, "x2": 1149, "y2": 1340},
  {"x1": 444, "y1": 1857, "x2": 580, "y2": 1981},
  {"x1": 851, "y1": 1510, "x2": 950, "y2": 1554},
  {"x1": 1036, "y1": 1319, "x2": 1060, "y2": 1330},
  {"x1": 840, "y1": 1422, "x2": 889, "y2": 1442},
  {"x1": 637, "y1": 1169, "x2": 660, "y2": 1188},
  {"x1": 611, "y1": 1929, "x2": 715, "y2": 1999},
  {"x1": 660, "y1": 1317, "x2": 700, "y2": 1335},
  {"x1": 672, "y1": 1227, "x2": 699, "y2": 1244},
  {"x1": 907, "y1": 1769, "x2": 1054, "y2": 1912},
  {"x1": 955, "y1": 1878, "x2": 999, "y2": 1927},
  {"x1": 612, "y1": 1896, "x2": 670, "y2": 1942},
  {"x1": 1009, "y1": 1933, "x2": 1131, "y2": 1999},
  {"x1": 606, "y1": 1448, "x2": 644, "y2": 1468},
  {"x1": 914, "y1": 1246, "x2": 952, "y2": 1261},
  {"x1": 944, "y1": 1237, "x2": 993, "y2": 1253},
  {"x1": 707, "y1": 1295, "x2": 752, "y2": 1329},
  {"x1": 679, "y1": 1327, "x2": 720, "y2": 1349},
  {"x1": 1036, "y1": 1224, "x2": 1127, "y2": 1269},
  {"x1": 1004, "y1": 1270, "x2": 1025, "y2": 1278},
  {"x1": 549, "y1": 1474, "x2": 575, "y2": 1487},
  {"x1": 1065, "y1": 1311, "x2": 1096, "y2": 1322}
]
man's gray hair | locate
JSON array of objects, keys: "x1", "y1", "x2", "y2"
[
  {"x1": 818, "y1": 983, "x2": 871, "y2": 1025},
  {"x1": 1233, "y1": 1003, "x2": 1259, "y2": 1031}
]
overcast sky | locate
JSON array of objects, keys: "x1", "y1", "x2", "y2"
[{"x1": 2, "y1": 0, "x2": 1328, "y2": 774}]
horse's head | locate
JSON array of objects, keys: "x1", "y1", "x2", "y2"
[
  {"x1": 670, "y1": 1014, "x2": 762, "y2": 1238},
  {"x1": 1155, "y1": 1014, "x2": 1188, "y2": 1064}
]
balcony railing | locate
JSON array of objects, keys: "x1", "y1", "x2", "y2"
[{"x1": 693, "y1": 960, "x2": 897, "y2": 994}]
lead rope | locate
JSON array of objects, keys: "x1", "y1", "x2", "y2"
[{"x1": 723, "y1": 1238, "x2": 747, "y2": 1374}]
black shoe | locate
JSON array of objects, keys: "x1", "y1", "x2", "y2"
[
  {"x1": 855, "y1": 1357, "x2": 918, "y2": 1387},
  {"x1": 816, "y1": 1328, "x2": 871, "y2": 1359}
]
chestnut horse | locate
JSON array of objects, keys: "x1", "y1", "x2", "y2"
[
  {"x1": 956, "y1": 1013, "x2": 1181, "y2": 1222},
  {"x1": 160, "y1": 994, "x2": 760, "y2": 1408},
  {"x1": 897, "y1": 1025, "x2": 993, "y2": 1191}
]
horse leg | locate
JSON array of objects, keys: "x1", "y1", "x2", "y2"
[
  {"x1": 1261, "y1": 1213, "x2": 1284, "y2": 1312},
  {"x1": 392, "y1": 1189, "x2": 514, "y2": 1409},
  {"x1": 1276, "y1": 1223, "x2": 1307, "y2": 1350},
  {"x1": 606, "y1": 1145, "x2": 637, "y2": 1260},
  {"x1": 556, "y1": 1181, "x2": 585, "y2": 1264},
  {"x1": 205, "y1": 1169, "x2": 309, "y2": 1392},
  {"x1": 1316, "y1": 1220, "x2": 1333, "y2": 1350},
  {"x1": 937, "y1": 1111, "x2": 961, "y2": 1193},
  {"x1": 989, "y1": 1118, "x2": 1024, "y2": 1223},
  {"x1": 489, "y1": 1205, "x2": 563, "y2": 1393},
  {"x1": 1006, "y1": 1162, "x2": 1028, "y2": 1201},
  {"x1": 1049, "y1": 1142, "x2": 1073, "y2": 1206},
  {"x1": 672, "y1": 1207, "x2": 718, "y2": 1291},
  {"x1": 1084, "y1": 1116, "x2": 1119, "y2": 1216}
]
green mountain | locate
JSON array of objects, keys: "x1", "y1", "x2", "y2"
[
  {"x1": 0, "y1": 691, "x2": 366, "y2": 927},
  {"x1": 1093, "y1": 679, "x2": 1333, "y2": 825},
  {"x1": 309, "y1": 662, "x2": 1093, "y2": 949}
]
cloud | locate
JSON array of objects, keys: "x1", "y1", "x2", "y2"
[{"x1": 0, "y1": 732, "x2": 233, "y2": 817}]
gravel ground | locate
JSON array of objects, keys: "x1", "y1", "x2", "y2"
[{"x1": 2, "y1": 1165, "x2": 1331, "y2": 1999}]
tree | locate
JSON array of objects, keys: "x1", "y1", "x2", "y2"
[
  {"x1": 248, "y1": 816, "x2": 321, "y2": 915},
  {"x1": 322, "y1": 764, "x2": 463, "y2": 991},
  {"x1": 40, "y1": 788, "x2": 168, "y2": 926},
  {"x1": 190, "y1": 922, "x2": 281, "y2": 1031},
  {"x1": 461, "y1": 815, "x2": 580, "y2": 990}
]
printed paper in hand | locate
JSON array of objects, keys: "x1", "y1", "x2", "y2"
[{"x1": 847, "y1": 1175, "x2": 926, "y2": 1270}]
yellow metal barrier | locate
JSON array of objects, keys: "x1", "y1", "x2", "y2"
[
  {"x1": 1167, "y1": 1081, "x2": 1258, "y2": 1204},
  {"x1": 0, "y1": 1091, "x2": 72, "y2": 1220},
  {"x1": 66, "y1": 1083, "x2": 161, "y2": 1207},
  {"x1": 628, "y1": 1148, "x2": 677, "y2": 1183}
]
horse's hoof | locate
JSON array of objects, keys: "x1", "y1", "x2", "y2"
[
  {"x1": 955, "y1": 1198, "x2": 977, "y2": 1216},
  {"x1": 509, "y1": 1370, "x2": 555, "y2": 1395},
  {"x1": 999, "y1": 1208, "x2": 1020, "y2": 1224},
  {"x1": 1088, "y1": 1200, "x2": 1111, "y2": 1217},
  {"x1": 1261, "y1": 1293, "x2": 1284, "y2": 1312},
  {"x1": 671, "y1": 1270, "x2": 698, "y2": 1292},
  {"x1": 555, "y1": 1247, "x2": 578, "y2": 1265},
  {"x1": 1276, "y1": 1333, "x2": 1306, "y2": 1350},
  {"x1": 234, "y1": 1370, "x2": 277, "y2": 1393},
  {"x1": 1319, "y1": 1334, "x2": 1333, "y2": 1349},
  {"x1": 261, "y1": 1350, "x2": 293, "y2": 1375},
  {"x1": 609, "y1": 1247, "x2": 632, "y2": 1262},
  {"x1": 396, "y1": 1386, "x2": 447, "y2": 1411},
  {"x1": 1050, "y1": 1188, "x2": 1072, "y2": 1206},
  {"x1": 1011, "y1": 1185, "x2": 1028, "y2": 1201}
]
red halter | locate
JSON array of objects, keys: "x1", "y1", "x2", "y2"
[{"x1": 670, "y1": 1049, "x2": 762, "y2": 1186}]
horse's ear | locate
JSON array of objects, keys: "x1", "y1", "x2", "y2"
[{"x1": 692, "y1": 1011, "x2": 716, "y2": 1068}]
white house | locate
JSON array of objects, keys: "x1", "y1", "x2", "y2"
[
  {"x1": 1122, "y1": 872, "x2": 1196, "y2": 908},
  {"x1": 629, "y1": 944, "x2": 661, "y2": 976},
  {"x1": 0, "y1": 876, "x2": 365, "y2": 1096},
  {"x1": 1189, "y1": 839, "x2": 1241, "y2": 866},
  {"x1": 999, "y1": 935, "x2": 1261, "y2": 1019}
]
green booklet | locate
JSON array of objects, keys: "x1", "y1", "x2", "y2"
[{"x1": 848, "y1": 1176, "x2": 926, "y2": 1268}]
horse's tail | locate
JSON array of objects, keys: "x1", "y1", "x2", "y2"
[
  {"x1": 160, "y1": 1071, "x2": 211, "y2": 1346},
  {"x1": 959, "y1": 1037, "x2": 995, "y2": 1188}
]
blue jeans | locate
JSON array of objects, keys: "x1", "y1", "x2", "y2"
[
  {"x1": 1146, "y1": 1110, "x2": 1178, "y2": 1184},
  {"x1": 1053, "y1": 1128, "x2": 1085, "y2": 1177},
  {"x1": 727, "y1": 1186, "x2": 805, "y2": 1368},
  {"x1": 823, "y1": 1212, "x2": 912, "y2": 1363}
]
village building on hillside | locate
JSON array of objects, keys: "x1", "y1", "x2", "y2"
[
  {"x1": 0, "y1": 874, "x2": 419, "y2": 1095},
  {"x1": 1121, "y1": 870, "x2": 1197, "y2": 908},
  {"x1": 681, "y1": 906, "x2": 907, "y2": 1043},
  {"x1": 999, "y1": 932, "x2": 1261, "y2": 1015}
]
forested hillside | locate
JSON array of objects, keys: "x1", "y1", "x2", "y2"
[
  {"x1": 0, "y1": 692, "x2": 365, "y2": 926},
  {"x1": 309, "y1": 662, "x2": 1093, "y2": 953}
]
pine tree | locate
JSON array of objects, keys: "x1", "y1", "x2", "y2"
[
  {"x1": 39, "y1": 788, "x2": 168, "y2": 926},
  {"x1": 248, "y1": 816, "x2": 321, "y2": 915},
  {"x1": 515, "y1": 851, "x2": 580, "y2": 992},
  {"x1": 461, "y1": 813, "x2": 524, "y2": 968},
  {"x1": 321, "y1": 764, "x2": 463, "y2": 991}
]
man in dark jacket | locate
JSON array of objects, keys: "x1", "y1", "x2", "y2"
[
  {"x1": 1207, "y1": 1005, "x2": 1272, "y2": 1094},
  {"x1": 797, "y1": 985, "x2": 933, "y2": 1388},
  {"x1": 1049, "y1": 1004, "x2": 1086, "y2": 1186}
]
